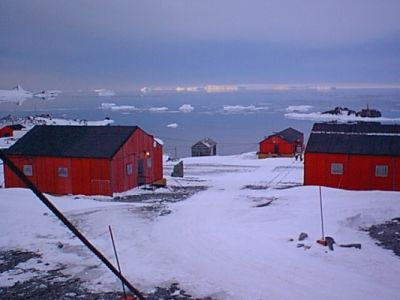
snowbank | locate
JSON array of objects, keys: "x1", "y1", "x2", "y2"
[
  {"x1": 1, "y1": 154, "x2": 400, "y2": 299},
  {"x1": 33, "y1": 117, "x2": 114, "y2": 126}
]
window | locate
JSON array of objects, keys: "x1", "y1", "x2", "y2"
[
  {"x1": 126, "y1": 163, "x2": 133, "y2": 175},
  {"x1": 147, "y1": 158, "x2": 152, "y2": 168},
  {"x1": 375, "y1": 165, "x2": 388, "y2": 177},
  {"x1": 23, "y1": 165, "x2": 33, "y2": 176},
  {"x1": 58, "y1": 167, "x2": 68, "y2": 177},
  {"x1": 331, "y1": 163, "x2": 343, "y2": 175}
]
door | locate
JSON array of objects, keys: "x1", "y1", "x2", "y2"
[
  {"x1": 137, "y1": 159, "x2": 145, "y2": 185},
  {"x1": 274, "y1": 144, "x2": 279, "y2": 154},
  {"x1": 91, "y1": 179, "x2": 111, "y2": 196}
]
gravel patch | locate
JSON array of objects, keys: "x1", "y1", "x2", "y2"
[
  {"x1": 0, "y1": 250, "x2": 41, "y2": 273},
  {"x1": 114, "y1": 186, "x2": 207, "y2": 203},
  {"x1": 0, "y1": 250, "x2": 213, "y2": 300},
  {"x1": 367, "y1": 217, "x2": 400, "y2": 257}
]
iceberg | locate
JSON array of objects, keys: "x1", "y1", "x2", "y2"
[
  {"x1": 179, "y1": 104, "x2": 194, "y2": 113},
  {"x1": 167, "y1": 123, "x2": 178, "y2": 128}
]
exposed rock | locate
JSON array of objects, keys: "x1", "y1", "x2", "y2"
[
  {"x1": 298, "y1": 232, "x2": 308, "y2": 241},
  {"x1": 339, "y1": 244, "x2": 361, "y2": 249},
  {"x1": 325, "y1": 236, "x2": 336, "y2": 251},
  {"x1": 322, "y1": 106, "x2": 382, "y2": 118},
  {"x1": 367, "y1": 218, "x2": 400, "y2": 256},
  {"x1": 171, "y1": 161, "x2": 184, "y2": 177}
]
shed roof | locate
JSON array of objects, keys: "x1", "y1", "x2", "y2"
[
  {"x1": 306, "y1": 123, "x2": 400, "y2": 156},
  {"x1": 268, "y1": 127, "x2": 303, "y2": 143},
  {"x1": 5, "y1": 125, "x2": 139, "y2": 158},
  {"x1": 192, "y1": 137, "x2": 217, "y2": 148}
]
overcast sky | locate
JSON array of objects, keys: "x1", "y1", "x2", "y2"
[{"x1": 1, "y1": 0, "x2": 400, "y2": 90}]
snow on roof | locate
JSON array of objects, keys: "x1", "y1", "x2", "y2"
[
  {"x1": 154, "y1": 137, "x2": 164, "y2": 145},
  {"x1": 193, "y1": 137, "x2": 217, "y2": 148}
]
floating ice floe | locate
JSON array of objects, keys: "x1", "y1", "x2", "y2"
[
  {"x1": 110, "y1": 105, "x2": 137, "y2": 111},
  {"x1": 94, "y1": 89, "x2": 116, "y2": 97},
  {"x1": 285, "y1": 112, "x2": 400, "y2": 123},
  {"x1": 205, "y1": 85, "x2": 239, "y2": 93},
  {"x1": 176, "y1": 86, "x2": 199, "y2": 92},
  {"x1": 167, "y1": 123, "x2": 178, "y2": 128},
  {"x1": 286, "y1": 105, "x2": 314, "y2": 112},
  {"x1": 179, "y1": 104, "x2": 194, "y2": 113},
  {"x1": 149, "y1": 107, "x2": 169, "y2": 112},
  {"x1": 222, "y1": 105, "x2": 268, "y2": 113},
  {"x1": 100, "y1": 103, "x2": 116, "y2": 109},
  {"x1": 100, "y1": 103, "x2": 138, "y2": 111}
]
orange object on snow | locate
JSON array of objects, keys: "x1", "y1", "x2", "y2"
[{"x1": 317, "y1": 239, "x2": 327, "y2": 246}]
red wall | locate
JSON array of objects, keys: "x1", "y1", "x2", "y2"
[
  {"x1": 4, "y1": 128, "x2": 163, "y2": 196},
  {"x1": 304, "y1": 153, "x2": 400, "y2": 191},
  {"x1": 259, "y1": 136, "x2": 295, "y2": 155},
  {"x1": 111, "y1": 128, "x2": 163, "y2": 193},
  {"x1": 4, "y1": 156, "x2": 112, "y2": 195},
  {"x1": 153, "y1": 142, "x2": 163, "y2": 181},
  {"x1": 0, "y1": 127, "x2": 13, "y2": 138}
]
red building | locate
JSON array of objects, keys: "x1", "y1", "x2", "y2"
[
  {"x1": 0, "y1": 124, "x2": 24, "y2": 138},
  {"x1": 304, "y1": 123, "x2": 400, "y2": 191},
  {"x1": 258, "y1": 127, "x2": 304, "y2": 158},
  {"x1": 4, "y1": 125, "x2": 163, "y2": 196}
]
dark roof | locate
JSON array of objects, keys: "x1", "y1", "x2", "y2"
[
  {"x1": 311, "y1": 122, "x2": 400, "y2": 134},
  {"x1": 306, "y1": 123, "x2": 400, "y2": 156},
  {"x1": 268, "y1": 127, "x2": 303, "y2": 143},
  {"x1": 192, "y1": 137, "x2": 217, "y2": 148},
  {"x1": 5, "y1": 125, "x2": 139, "y2": 158}
]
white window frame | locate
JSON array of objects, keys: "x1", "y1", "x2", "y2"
[
  {"x1": 375, "y1": 165, "x2": 388, "y2": 177},
  {"x1": 58, "y1": 167, "x2": 68, "y2": 178},
  {"x1": 23, "y1": 165, "x2": 33, "y2": 176},
  {"x1": 331, "y1": 163, "x2": 343, "y2": 175},
  {"x1": 126, "y1": 163, "x2": 133, "y2": 175}
]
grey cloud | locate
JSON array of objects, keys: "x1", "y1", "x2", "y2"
[{"x1": 1, "y1": 0, "x2": 400, "y2": 89}]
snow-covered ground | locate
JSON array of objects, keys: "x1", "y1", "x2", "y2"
[{"x1": 1, "y1": 153, "x2": 400, "y2": 299}]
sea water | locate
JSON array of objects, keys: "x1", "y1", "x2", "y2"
[{"x1": 1, "y1": 88, "x2": 399, "y2": 157}]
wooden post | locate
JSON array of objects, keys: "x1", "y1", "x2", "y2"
[
  {"x1": 108, "y1": 225, "x2": 127, "y2": 299},
  {"x1": 319, "y1": 186, "x2": 325, "y2": 240}
]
